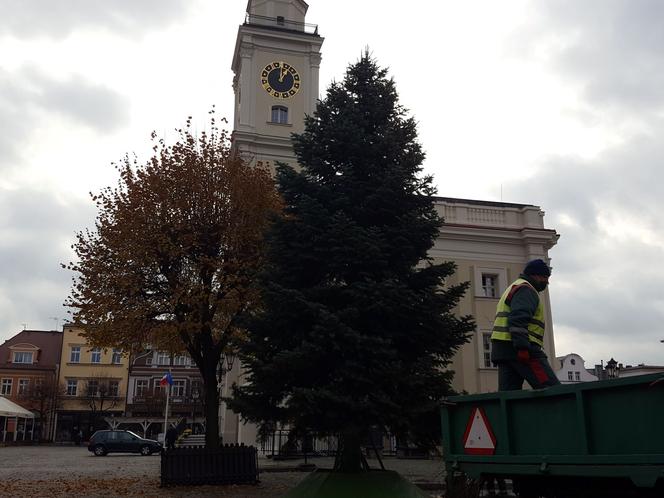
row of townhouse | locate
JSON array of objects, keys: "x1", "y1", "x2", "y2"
[
  {"x1": 0, "y1": 324, "x2": 205, "y2": 443},
  {"x1": 555, "y1": 353, "x2": 664, "y2": 384}
]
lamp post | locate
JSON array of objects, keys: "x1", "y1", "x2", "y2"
[
  {"x1": 606, "y1": 357, "x2": 619, "y2": 379},
  {"x1": 217, "y1": 352, "x2": 236, "y2": 444}
]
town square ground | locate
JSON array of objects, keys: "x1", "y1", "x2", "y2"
[{"x1": 0, "y1": 446, "x2": 447, "y2": 497}]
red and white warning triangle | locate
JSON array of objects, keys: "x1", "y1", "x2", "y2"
[{"x1": 462, "y1": 407, "x2": 496, "y2": 455}]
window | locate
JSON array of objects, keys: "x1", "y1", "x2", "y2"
[
  {"x1": 574, "y1": 371, "x2": 581, "y2": 382},
  {"x1": 171, "y1": 380, "x2": 185, "y2": 397},
  {"x1": 157, "y1": 352, "x2": 170, "y2": 366},
  {"x1": 173, "y1": 355, "x2": 187, "y2": 366},
  {"x1": 481, "y1": 274, "x2": 499, "y2": 298},
  {"x1": 481, "y1": 332, "x2": 494, "y2": 368},
  {"x1": 70, "y1": 346, "x2": 81, "y2": 363},
  {"x1": 13, "y1": 351, "x2": 33, "y2": 364},
  {"x1": 66, "y1": 380, "x2": 77, "y2": 396},
  {"x1": 18, "y1": 379, "x2": 29, "y2": 395},
  {"x1": 276, "y1": 15, "x2": 285, "y2": 25},
  {"x1": 271, "y1": 105, "x2": 288, "y2": 124},
  {"x1": 135, "y1": 379, "x2": 148, "y2": 397},
  {"x1": 91, "y1": 348, "x2": 102, "y2": 364},
  {"x1": 87, "y1": 380, "x2": 99, "y2": 396},
  {"x1": 117, "y1": 431, "x2": 135, "y2": 441},
  {"x1": 1, "y1": 378, "x2": 12, "y2": 395},
  {"x1": 570, "y1": 358, "x2": 576, "y2": 366},
  {"x1": 568, "y1": 371, "x2": 574, "y2": 381},
  {"x1": 475, "y1": 267, "x2": 506, "y2": 299},
  {"x1": 112, "y1": 349, "x2": 122, "y2": 364},
  {"x1": 146, "y1": 357, "x2": 153, "y2": 365},
  {"x1": 109, "y1": 381, "x2": 119, "y2": 397}
]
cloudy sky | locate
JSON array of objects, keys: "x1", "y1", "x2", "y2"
[{"x1": 2, "y1": 0, "x2": 663, "y2": 368}]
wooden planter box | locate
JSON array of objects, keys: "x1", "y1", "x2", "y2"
[{"x1": 160, "y1": 444, "x2": 259, "y2": 486}]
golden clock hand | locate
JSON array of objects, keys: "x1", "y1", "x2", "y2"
[{"x1": 279, "y1": 67, "x2": 288, "y2": 82}]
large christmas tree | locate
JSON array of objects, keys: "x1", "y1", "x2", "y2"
[{"x1": 232, "y1": 53, "x2": 474, "y2": 472}]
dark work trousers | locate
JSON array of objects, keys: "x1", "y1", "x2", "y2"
[{"x1": 497, "y1": 357, "x2": 560, "y2": 390}]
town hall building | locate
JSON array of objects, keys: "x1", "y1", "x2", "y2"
[{"x1": 219, "y1": 0, "x2": 560, "y2": 446}]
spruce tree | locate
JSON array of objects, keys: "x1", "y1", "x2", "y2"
[{"x1": 231, "y1": 53, "x2": 474, "y2": 471}]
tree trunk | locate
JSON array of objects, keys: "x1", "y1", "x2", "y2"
[
  {"x1": 202, "y1": 364, "x2": 220, "y2": 448},
  {"x1": 334, "y1": 431, "x2": 366, "y2": 472}
]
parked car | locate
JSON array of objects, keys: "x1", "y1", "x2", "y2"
[{"x1": 88, "y1": 429, "x2": 162, "y2": 456}]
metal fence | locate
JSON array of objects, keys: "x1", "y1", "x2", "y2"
[
  {"x1": 259, "y1": 430, "x2": 337, "y2": 458},
  {"x1": 160, "y1": 444, "x2": 258, "y2": 486},
  {"x1": 258, "y1": 430, "x2": 399, "y2": 459}
]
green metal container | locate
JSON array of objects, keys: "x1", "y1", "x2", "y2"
[{"x1": 441, "y1": 373, "x2": 664, "y2": 496}]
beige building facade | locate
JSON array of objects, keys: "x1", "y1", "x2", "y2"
[
  {"x1": 55, "y1": 325, "x2": 129, "y2": 441},
  {"x1": 225, "y1": 0, "x2": 560, "y2": 445},
  {"x1": 433, "y1": 198, "x2": 559, "y2": 393}
]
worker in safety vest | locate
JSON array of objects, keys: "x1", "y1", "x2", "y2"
[{"x1": 490, "y1": 259, "x2": 560, "y2": 390}]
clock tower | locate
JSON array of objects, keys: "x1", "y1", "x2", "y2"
[{"x1": 231, "y1": 0, "x2": 324, "y2": 167}]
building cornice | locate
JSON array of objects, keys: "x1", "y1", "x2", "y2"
[{"x1": 232, "y1": 24, "x2": 323, "y2": 72}]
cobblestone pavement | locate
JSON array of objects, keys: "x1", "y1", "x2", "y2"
[{"x1": 0, "y1": 446, "x2": 446, "y2": 497}]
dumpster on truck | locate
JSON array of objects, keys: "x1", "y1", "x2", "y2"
[{"x1": 441, "y1": 373, "x2": 664, "y2": 498}]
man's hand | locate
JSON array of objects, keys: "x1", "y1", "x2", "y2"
[{"x1": 517, "y1": 349, "x2": 530, "y2": 364}]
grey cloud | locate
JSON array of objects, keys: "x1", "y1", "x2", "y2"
[
  {"x1": 513, "y1": 129, "x2": 664, "y2": 235},
  {"x1": 515, "y1": 0, "x2": 664, "y2": 113},
  {"x1": 507, "y1": 0, "x2": 664, "y2": 362},
  {"x1": 0, "y1": 187, "x2": 95, "y2": 340},
  {"x1": 0, "y1": 0, "x2": 190, "y2": 39},
  {"x1": 0, "y1": 66, "x2": 130, "y2": 172},
  {"x1": 510, "y1": 127, "x2": 664, "y2": 363},
  {"x1": 0, "y1": 69, "x2": 34, "y2": 166},
  {"x1": 27, "y1": 69, "x2": 131, "y2": 132}
]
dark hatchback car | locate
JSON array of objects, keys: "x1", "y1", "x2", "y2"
[{"x1": 88, "y1": 430, "x2": 162, "y2": 456}]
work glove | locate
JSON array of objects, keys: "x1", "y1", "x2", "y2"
[{"x1": 517, "y1": 349, "x2": 530, "y2": 364}]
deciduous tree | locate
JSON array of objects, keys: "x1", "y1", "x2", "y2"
[
  {"x1": 65, "y1": 113, "x2": 282, "y2": 447},
  {"x1": 231, "y1": 54, "x2": 474, "y2": 471},
  {"x1": 20, "y1": 375, "x2": 64, "y2": 441},
  {"x1": 83, "y1": 374, "x2": 119, "y2": 433}
]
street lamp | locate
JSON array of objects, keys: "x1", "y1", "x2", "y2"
[
  {"x1": 217, "y1": 352, "x2": 236, "y2": 444},
  {"x1": 606, "y1": 358, "x2": 619, "y2": 379}
]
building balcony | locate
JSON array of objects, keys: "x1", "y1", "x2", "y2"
[
  {"x1": 245, "y1": 13, "x2": 318, "y2": 35},
  {"x1": 129, "y1": 396, "x2": 198, "y2": 406}
]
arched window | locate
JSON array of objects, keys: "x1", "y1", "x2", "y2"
[{"x1": 271, "y1": 105, "x2": 288, "y2": 124}]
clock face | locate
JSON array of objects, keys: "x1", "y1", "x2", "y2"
[{"x1": 261, "y1": 61, "x2": 301, "y2": 99}]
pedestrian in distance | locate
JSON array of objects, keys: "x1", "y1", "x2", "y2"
[
  {"x1": 165, "y1": 426, "x2": 177, "y2": 451},
  {"x1": 490, "y1": 258, "x2": 561, "y2": 391},
  {"x1": 73, "y1": 428, "x2": 82, "y2": 446}
]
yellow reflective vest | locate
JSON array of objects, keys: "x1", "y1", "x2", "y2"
[{"x1": 490, "y1": 278, "x2": 545, "y2": 347}]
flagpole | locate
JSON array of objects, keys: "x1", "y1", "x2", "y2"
[{"x1": 163, "y1": 369, "x2": 171, "y2": 439}]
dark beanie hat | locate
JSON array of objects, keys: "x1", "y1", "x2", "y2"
[{"x1": 523, "y1": 259, "x2": 551, "y2": 276}]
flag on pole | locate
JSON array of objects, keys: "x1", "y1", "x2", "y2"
[
  {"x1": 161, "y1": 370, "x2": 173, "y2": 443},
  {"x1": 160, "y1": 371, "x2": 174, "y2": 386}
]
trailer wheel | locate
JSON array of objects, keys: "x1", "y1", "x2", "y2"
[{"x1": 445, "y1": 472, "x2": 480, "y2": 498}]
